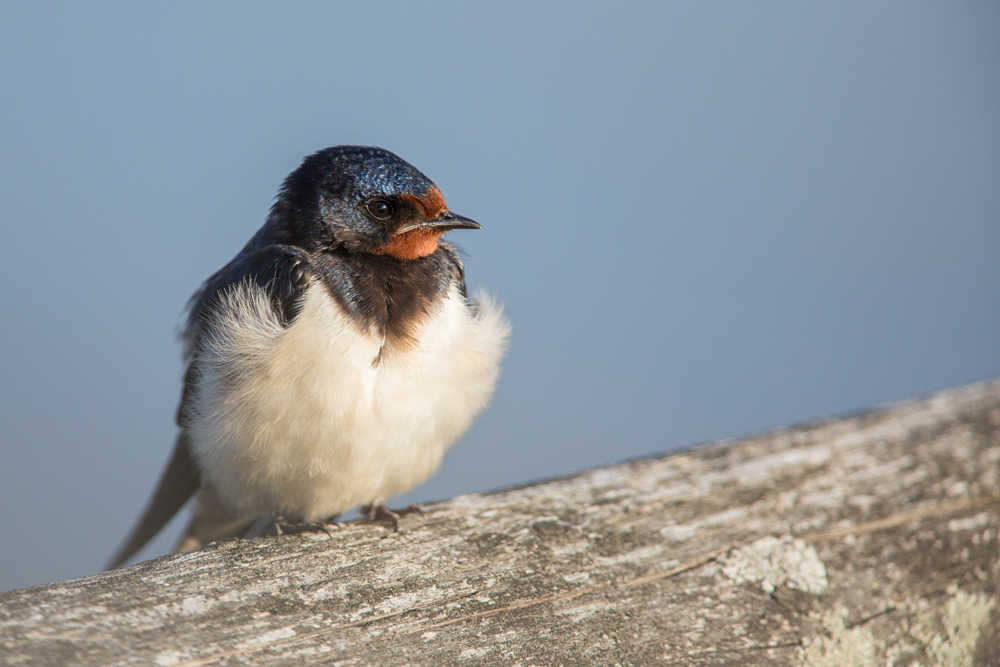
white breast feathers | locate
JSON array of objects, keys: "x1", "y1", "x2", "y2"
[{"x1": 188, "y1": 281, "x2": 509, "y2": 521}]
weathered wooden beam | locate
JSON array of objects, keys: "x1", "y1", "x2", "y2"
[{"x1": 2, "y1": 381, "x2": 999, "y2": 666}]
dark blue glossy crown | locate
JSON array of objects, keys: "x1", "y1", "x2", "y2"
[{"x1": 284, "y1": 145, "x2": 435, "y2": 205}]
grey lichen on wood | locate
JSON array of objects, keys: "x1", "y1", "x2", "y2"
[{"x1": 2, "y1": 380, "x2": 999, "y2": 666}]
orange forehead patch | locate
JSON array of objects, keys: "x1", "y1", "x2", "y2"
[{"x1": 402, "y1": 185, "x2": 448, "y2": 220}]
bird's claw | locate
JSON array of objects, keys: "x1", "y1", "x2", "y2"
[
  {"x1": 361, "y1": 503, "x2": 422, "y2": 531},
  {"x1": 268, "y1": 515, "x2": 339, "y2": 540}
]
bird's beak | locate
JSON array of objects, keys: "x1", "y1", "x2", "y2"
[{"x1": 398, "y1": 212, "x2": 482, "y2": 234}]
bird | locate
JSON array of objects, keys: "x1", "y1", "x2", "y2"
[{"x1": 108, "y1": 146, "x2": 509, "y2": 569}]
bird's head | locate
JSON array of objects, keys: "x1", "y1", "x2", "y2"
[{"x1": 268, "y1": 146, "x2": 480, "y2": 260}]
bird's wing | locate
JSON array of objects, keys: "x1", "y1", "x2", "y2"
[
  {"x1": 177, "y1": 243, "x2": 316, "y2": 430},
  {"x1": 106, "y1": 431, "x2": 201, "y2": 569},
  {"x1": 436, "y1": 241, "x2": 468, "y2": 298},
  {"x1": 108, "y1": 245, "x2": 315, "y2": 569},
  {"x1": 182, "y1": 244, "x2": 315, "y2": 366}
]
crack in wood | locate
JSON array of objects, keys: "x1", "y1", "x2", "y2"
[{"x1": 805, "y1": 495, "x2": 998, "y2": 543}]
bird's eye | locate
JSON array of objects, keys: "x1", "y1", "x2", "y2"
[{"x1": 365, "y1": 199, "x2": 394, "y2": 220}]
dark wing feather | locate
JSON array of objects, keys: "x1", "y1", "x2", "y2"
[
  {"x1": 178, "y1": 244, "x2": 314, "y2": 427},
  {"x1": 106, "y1": 432, "x2": 200, "y2": 569},
  {"x1": 183, "y1": 244, "x2": 314, "y2": 361},
  {"x1": 446, "y1": 246, "x2": 468, "y2": 298}
]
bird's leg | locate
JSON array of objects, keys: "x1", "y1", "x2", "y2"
[
  {"x1": 268, "y1": 515, "x2": 340, "y2": 540},
  {"x1": 360, "y1": 503, "x2": 423, "y2": 531}
]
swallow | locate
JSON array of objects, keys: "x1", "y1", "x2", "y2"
[{"x1": 108, "y1": 146, "x2": 509, "y2": 568}]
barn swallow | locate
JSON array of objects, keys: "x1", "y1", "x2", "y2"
[{"x1": 108, "y1": 146, "x2": 509, "y2": 568}]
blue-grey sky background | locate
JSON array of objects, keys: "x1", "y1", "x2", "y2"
[{"x1": 1, "y1": 3, "x2": 997, "y2": 592}]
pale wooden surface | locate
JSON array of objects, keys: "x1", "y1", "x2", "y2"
[{"x1": 2, "y1": 380, "x2": 999, "y2": 666}]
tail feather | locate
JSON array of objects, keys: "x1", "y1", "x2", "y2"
[{"x1": 106, "y1": 432, "x2": 201, "y2": 570}]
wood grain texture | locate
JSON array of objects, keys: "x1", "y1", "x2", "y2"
[{"x1": 2, "y1": 380, "x2": 999, "y2": 666}]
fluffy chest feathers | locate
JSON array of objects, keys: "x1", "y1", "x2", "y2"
[{"x1": 188, "y1": 281, "x2": 508, "y2": 521}]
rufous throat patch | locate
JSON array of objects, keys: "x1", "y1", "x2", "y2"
[{"x1": 375, "y1": 228, "x2": 446, "y2": 260}]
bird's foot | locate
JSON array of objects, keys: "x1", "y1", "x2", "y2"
[
  {"x1": 277, "y1": 256, "x2": 313, "y2": 301},
  {"x1": 267, "y1": 515, "x2": 340, "y2": 540},
  {"x1": 360, "y1": 503, "x2": 422, "y2": 531}
]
